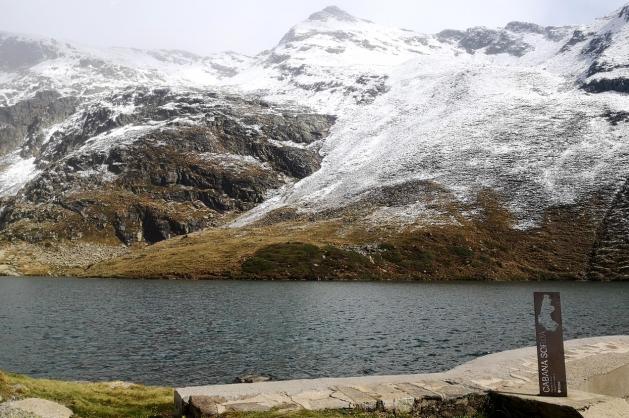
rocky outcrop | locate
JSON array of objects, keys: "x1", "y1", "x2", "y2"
[
  {"x1": 0, "y1": 88, "x2": 335, "y2": 245},
  {"x1": 437, "y1": 27, "x2": 533, "y2": 56},
  {"x1": 0, "y1": 90, "x2": 76, "y2": 157},
  {"x1": 0, "y1": 35, "x2": 60, "y2": 71},
  {"x1": 588, "y1": 178, "x2": 629, "y2": 280},
  {"x1": 577, "y1": 10, "x2": 629, "y2": 94},
  {"x1": 559, "y1": 29, "x2": 591, "y2": 53},
  {"x1": 504, "y1": 21, "x2": 571, "y2": 41},
  {"x1": 0, "y1": 398, "x2": 73, "y2": 418},
  {"x1": 583, "y1": 77, "x2": 629, "y2": 94}
]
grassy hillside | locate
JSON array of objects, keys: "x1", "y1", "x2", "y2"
[{"x1": 1, "y1": 193, "x2": 606, "y2": 281}]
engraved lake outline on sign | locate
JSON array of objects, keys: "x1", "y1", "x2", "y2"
[{"x1": 538, "y1": 294, "x2": 559, "y2": 332}]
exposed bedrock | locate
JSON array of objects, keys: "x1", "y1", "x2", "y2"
[
  {"x1": 0, "y1": 34, "x2": 60, "y2": 71},
  {"x1": 0, "y1": 90, "x2": 77, "y2": 157},
  {"x1": 0, "y1": 88, "x2": 336, "y2": 245},
  {"x1": 583, "y1": 77, "x2": 629, "y2": 94},
  {"x1": 588, "y1": 178, "x2": 629, "y2": 281}
]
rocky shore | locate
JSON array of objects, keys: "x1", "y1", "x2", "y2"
[
  {"x1": 1, "y1": 336, "x2": 627, "y2": 417},
  {"x1": 176, "y1": 336, "x2": 629, "y2": 417}
]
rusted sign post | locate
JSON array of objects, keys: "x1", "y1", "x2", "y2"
[{"x1": 533, "y1": 292, "x2": 567, "y2": 397}]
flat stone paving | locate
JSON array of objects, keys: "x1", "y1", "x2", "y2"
[{"x1": 175, "y1": 336, "x2": 629, "y2": 417}]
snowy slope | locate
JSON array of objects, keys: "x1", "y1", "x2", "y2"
[
  {"x1": 239, "y1": 57, "x2": 628, "y2": 228},
  {"x1": 581, "y1": 5, "x2": 629, "y2": 89},
  {"x1": 231, "y1": 5, "x2": 629, "y2": 228},
  {"x1": 0, "y1": 31, "x2": 252, "y2": 106},
  {"x1": 1, "y1": 4, "x2": 629, "y2": 233},
  {"x1": 229, "y1": 6, "x2": 579, "y2": 113}
]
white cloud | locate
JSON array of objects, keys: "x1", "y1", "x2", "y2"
[{"x1": 0, "y1": 0, "x2": 626, "y2": 55}]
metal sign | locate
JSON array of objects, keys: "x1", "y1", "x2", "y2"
[{"x1": 533, "y1": 292, "x2": 567, "y2": 397}]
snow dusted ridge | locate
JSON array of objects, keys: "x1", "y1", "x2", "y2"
[
  {"x1": 230, "y1": 4, "x2": 629, "y2": 228},
  {"x1": 1, "y1": 4, "x2": 629, "y2": 231},
  {"x1": 0, "y1": 31, "x2": 252, "y2": 106}
]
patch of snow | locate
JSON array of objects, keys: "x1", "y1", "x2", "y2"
[
  {"x1": 366, "y1": 203, "x2": 459, "y2": 227},
  {"x1": 75, "y1": 164, "x2": 118, "y2": 182},
  {"x1": 0, "y1": 155, "x2": 40, "y2": 197},
  {"x1": 196, "y1": 152, "x2": 271, "y2": 170}
]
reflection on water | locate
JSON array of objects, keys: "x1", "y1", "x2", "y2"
[{"x1": 0, "y1": 277, "x2": 627, "y2": 386}]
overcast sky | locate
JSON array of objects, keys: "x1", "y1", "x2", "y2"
[{"x1": 0, "y1": 0, "x2": 627, "y2": 56}]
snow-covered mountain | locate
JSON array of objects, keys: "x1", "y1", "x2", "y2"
[
  {"x1": 234, "y1": 5, "x2": 629, "y2": 229},
  {"x1": 0, "y1": 30, "x2": 252, "y2": 106},
  {"x1": 1, "y1": 4, "x2": 629, "y2": 279}
]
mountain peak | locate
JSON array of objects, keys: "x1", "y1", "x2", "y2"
[
  {"x1": 307, "y1": 6, "x2": 358, "y2": 23},
  {"x1": 620, "y1": 4, "x2": 629, "y2": 21}
]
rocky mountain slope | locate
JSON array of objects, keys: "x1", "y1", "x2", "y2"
[
  {"x1": 0, "y1": 5, "x2": 628, "y2": 280},
  {"x1": 0, "y1": 87, "x2": 333, "y2": 244}
]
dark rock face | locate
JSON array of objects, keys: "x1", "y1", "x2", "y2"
[
  {"x1": 351, "y1": 75, "x2": 389, "y2": 104},
  {"x1": 439, "y1": 27, "x2": 532, "y2": 57},
  {"x1": 0, "y1": 88, "x2": 335, "y2": 245},
  {"x1": 0, "y1": 35, "x2": 60, "y2": 71},
  {"x1": 0, "y1": 90, "x2": 77, "y2": 157},
  {"x1": 603, "y1": 110, "x2": 629, "y2": 125},
  {"x1": 233, "y1": 374, "x2": 273, "y2": 383},
  {"x1": 485, "y1": 32, "x2": 531, "y2": 56},
  {"x1": 505, "y1": 22, "x2": 570, "y2": 41},
  {"x1": 505, "y1": 21, "x2": 546, "y2": 34},
  {"x1": 588, "y1": 178, "x2": 629, "y2": 280},
  {"x1": 583, "y1": 77, "x2": 629, "y2": 94},
  {"x1": 575, "y1": 13, "x2": 629, "y2": 95},
  {"x1": 458, "y1": 28, "x2": 501, "y2": 52},
  {"x1": 582, "y1": 32, "x2": 613, "y2": 56},
  {"x1": 439, "y1": 22, "x2": 571, "y2": 56},
  {"x1": 559, "y1": 30, "x2": 591, "y2": 52},
  {"x1": 437, "y1": 29, "x2": 466, "y2": 43}
]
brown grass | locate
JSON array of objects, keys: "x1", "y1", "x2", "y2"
[
  {"x1": 75, "y1": 190, "x2": 599, "y2": 281},
  {"x1": 3, "y1": 187, "x2": 602, "y2": 281}
]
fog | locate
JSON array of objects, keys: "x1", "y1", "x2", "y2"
[{"x1": 0, "y1": 0, "x2": 626, "y2": 55}]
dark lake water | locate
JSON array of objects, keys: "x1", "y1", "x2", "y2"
[{"x1": 0, "y1": 277, "x2": 627, "y2": 387}]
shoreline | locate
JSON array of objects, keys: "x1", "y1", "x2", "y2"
[
  {"x1": 2, "y1": 336, "x2": 627, "y2": 417},
  {"x1": 175, "y1": 336, "x2": 629, "y2": 417},
  {"x1": 0, "y1": 273, "x2": 618, "y2": 282}
]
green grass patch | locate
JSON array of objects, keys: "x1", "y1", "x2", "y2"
[
  {"x1": 451, "y1": 245, "x2": 474, "y2": 259},
  {"x1": 242, "y1": 242, "x2": 322, "y2": 274},
  {"x1": 378, "y1": 243, "x2": 434, "y2": 272},
  {"x1": 241, "y1": 242, "x2": 378, "y2": 279},
  {"x1": 0, "y1": 370, "x2": 172, "y2": 418}
]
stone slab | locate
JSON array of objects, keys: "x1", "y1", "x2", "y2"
[{"x1": 175, "y1": 335, "x2": 629, "y2": 417}]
